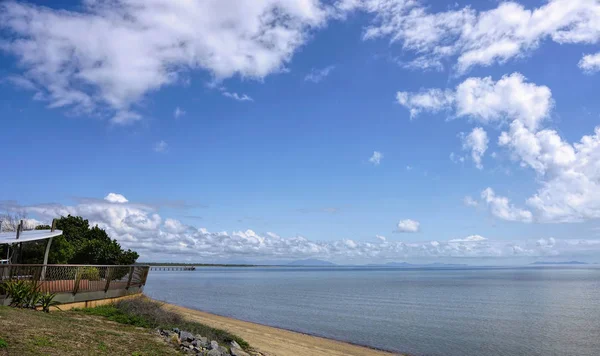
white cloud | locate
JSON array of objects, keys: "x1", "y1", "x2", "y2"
[
  {"x1": 396, "y1": 219, "x2": 420, "y2": 233},
  {"x1": 104, "y1": 193, "x2": 129, "y2": 204},
  {"x1": 222, "y1": 92, "x2": 253, "y2": 102},
  {"x1": 481, "y1": 188, "x2": 533, "y2": 223},
  {"x1": 174, "y1": 107, "x2": 186, "y2": 119},
  {"x1": 304, "y1": 65, "x2": 335, "y2": 83},
  {"x1": 375, "y1": 235, "x2": 387, "y2": 242},
  {"x1": 463, "y1": 196, "x2": 478, "y2": 207},
  {"x1": 369, "y1": 151, "x2": 383, "y2": 165},
  {"x1": 397, "y1": 73, "x2": 553, "y2": 131},
  {"x1": 0, "y1": 0, "x2": 328, "y2": 123},
  {"x1": 154, "y1": 140, "x2": 168, "y2": 153},
  {"x1": 6, "y1": 193, "x2": 600, "y2": 261},
  {"x1": 449, "y1": 234, "x2": 487, "y2": 243},
  {"x1": 349, "y1": 0, "x2": 600, "y2": 74},
  {"x1": 579, "y1": 52, "x2": 600, "y2": 73},
  {"x1": 396, "y1": 89, "x2": 454, "y2": 118},
  {"x1": 462, "y1": 127, "x2": 488, "y2": 169}
]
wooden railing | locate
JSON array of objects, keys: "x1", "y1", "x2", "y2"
[{"x1": 0, "y1": 264, "x2": 150, "y2": 296}]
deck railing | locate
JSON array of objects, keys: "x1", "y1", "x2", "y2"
[{"x1": 0, "y1": 264, "x2": 149, "y2": 296}]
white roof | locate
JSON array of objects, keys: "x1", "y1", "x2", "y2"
[{"x1": 0, "y1": 229, "x2": 63, "y2": 244}]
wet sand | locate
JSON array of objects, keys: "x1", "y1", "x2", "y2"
[{"x1": 163, "y1": 303, "x2": 400, "y2": 356}]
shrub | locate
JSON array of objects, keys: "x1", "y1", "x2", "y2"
[
  {"x1": 80, "y1": 297, "x2": 249, "y2": 350},
  {"x1": 3, "y1": 280, "x2": 41, "y2": 309},
  {"x1": 2, "y1": 280, "x2": 61, "y2": 311},
  {"x1": 80, "y1": 266, "x2": 101, "y2": 281},
  {"x1": 0, "y1": 338, "x2": 7, "y2": 348},
  {"x1": 39, "y1": 292, "x2": 60, "y2": 313}
]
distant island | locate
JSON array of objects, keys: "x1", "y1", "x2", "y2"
[
  {"x1": 367, "y1": 262, "x2": 468, "y2": 268},
  {"x1": 531, "y1": 261, "x2": 588, "y2": 265}
]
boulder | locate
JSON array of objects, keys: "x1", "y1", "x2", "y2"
[
  {"x1": 210, "y1": 340, "x2": 219, "y2": 350},
  {"x1": 180, "y1": 330, "x2": 195, "y2": 342},
  {"x1": 196, "y1": 335, "x2": 209, "y2": 347},
  {"x1": 206, "y1": 349, "x2": 225, "y2": 356},
  {"x1": 230, "y1": 341, "x2": 241, "y2": 350},
  {"x1": 230, "y1": 347, "x2": 250, "y2": 356},
  {"x1": 172, "y1": 327, "x2": 180, "y2": 334}
]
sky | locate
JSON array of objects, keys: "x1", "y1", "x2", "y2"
[{"x1": 1, "y1": 0, "x2": 600, "y2": 264}]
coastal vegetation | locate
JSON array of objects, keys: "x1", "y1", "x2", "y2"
[{"x1": 79, "y1": 297, "x2": 250, "y2": 351}]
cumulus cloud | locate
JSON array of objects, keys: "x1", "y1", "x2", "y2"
[
  {"x1": 397, "y1": 71, "x2": 600, "y2": 224},
  {"x1": 369, "y1": 151, "x2": 383, "y2": 165},
  {"x1": 174, "y1": 107, "x2": 186, "y2": 119},
  {"x1": 481, "y1": 188, "x2": 533, "y2": 223},
  {"x1": 5, "y1": 193, "x2": 600, "y2": 261},
  {"x1": 397, "y1": 73, "x2": 553, "y2": 131},
  {"x1": 304, "y1": 65, "x2": 335, "y2": 83},
  {"x1": 462, "y1": 127, "x2": 488, "y2": 169},
  {"x1": 104, "y1": 193, "x2": 129, "y2": 204},
  {"x1": 0, "y1": 0, "x2": 328, "y2": 123},
  {"x1": 396, "y1": 89, "x2": 454, "y2": 118},
  {"x1": 396, "y1": 219, "x2": 420, "y2": 233},
  {"x1": 344, "y1": 0, "x2": 600, "y2": 74},
  {"x1": 579, "y1": 52, "x2": 600, "y2": 73},
  {"x1": 154, "y1": 140, "x2": 168, "y2": 153},
  {"x1": 449, "y1": 235, "x2": 487, "y2": 243},
  {"x1": 222, "y1": 92, "x2": 253, "y2": 102}
]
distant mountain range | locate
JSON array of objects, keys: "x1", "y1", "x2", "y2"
[
  {"x1": 366, "y1": 262, "x2": 468, "y2": 268},
  {"x1": 287, "y1": 259, "x2": 336, "y2": 266},
  {"x1": 531, "y1": 261, "x2": 588, "y2": 265}
]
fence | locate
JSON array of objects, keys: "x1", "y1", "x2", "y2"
[{"x1": 0, "y1": 264, "x2": 150, "y2": 303}]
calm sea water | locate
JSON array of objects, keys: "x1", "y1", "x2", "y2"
[{"x1": 144, "y1": 267, "x2": 600, "y2": 356}]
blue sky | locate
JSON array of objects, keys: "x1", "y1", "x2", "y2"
[{"x1": 1, "y1": 0, "x2": 600, "y2": 264}]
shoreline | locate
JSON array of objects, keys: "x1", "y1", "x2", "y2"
[{"x1": 159, "y1": 300, "x2": 402, "y2": 356}]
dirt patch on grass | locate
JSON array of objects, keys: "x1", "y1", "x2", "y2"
[{"x1": 0, "y1": 306, "x2": 179, "y2": 356}]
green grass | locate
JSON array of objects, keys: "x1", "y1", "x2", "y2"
[
  {"x1": 78, "y1": 297, "x2": 250, "y2": 350},
  {"x1": 32, "y1": 336, "x2": 52, "y2": 347},
  {"x1": 0, "y1": 306, "x2": 178, "y2": 356}
]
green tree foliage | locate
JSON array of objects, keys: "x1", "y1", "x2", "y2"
[{"x1": 21, "y1": 215, "x2": 138, "y2": 265}]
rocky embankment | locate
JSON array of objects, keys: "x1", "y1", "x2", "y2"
[{"x1": 159, "y1": 328, "x2": 264, "y2": 356}]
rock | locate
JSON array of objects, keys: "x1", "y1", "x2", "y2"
[
  {"x1": 210, "y1": 340, "x2": 219, "y2": 350},
  {"x1": 218, "y1": 346, "x2": 229, "y2": 354},
  {"x1": 206, "y1": 349, "x2": 225, "y2": 356},
  {"x1": 182, "y1": 341, "x2": 192, "y2": 348},
  {"x1": 230, "y1": 341, "x2": 241, "y2": 350},
  {"x1": 195, "y1": 336, "x2": 209, "y2": 347},
  {"x1": 173, "y1": 327, "x2": 180, "y2": 334},
  {"x1": 180, "y1": 330, "x2": 195, "y2": 342},
  {"x1": 230, "y1": 347, "x2": 250, "y2": 356}
]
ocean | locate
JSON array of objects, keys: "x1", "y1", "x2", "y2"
[{"x1": 144, "y1": 266, "x2": 600, "y2": 356}]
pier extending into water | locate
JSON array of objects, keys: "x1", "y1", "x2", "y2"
[{"x1": 150, "y1": 266, "x2": 196, "y2": 271}]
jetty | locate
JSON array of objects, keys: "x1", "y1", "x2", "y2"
[{"x1": 150, "y1": 266, "x2": 196, "y2": 271}]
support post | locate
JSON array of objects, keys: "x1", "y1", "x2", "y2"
[
  {"x1": 126, "y1": 266, "x2": 134, "y2": 290},
  {"x1": 41, "y1": 219, "x2": 57, "y2": 280},
  {"x1": 73, "y1": 267, "x2": 81, "y2": 295},
  {"x1": 104, "y1": 268, "x2": 112, "y2": 292}
]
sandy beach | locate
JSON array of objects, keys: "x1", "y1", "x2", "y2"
[{"x1": 163, "y1": 303, "x2": 400, "y2": 356}]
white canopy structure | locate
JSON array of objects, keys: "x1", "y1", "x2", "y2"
[
  {"x1": 0, "y1": 228, "x2": 62, "y2": 265},
  {"x1": 0, "y1": 230, "x2": 63, "y2": 245}
]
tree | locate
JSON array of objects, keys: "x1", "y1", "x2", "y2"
[{"x1": 19, "y1": 215, "x2": 138, "y2": 265}]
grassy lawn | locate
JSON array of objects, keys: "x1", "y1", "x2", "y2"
[{"x1": 0, "y1": 306, "x2": 179, "y2": 356}]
